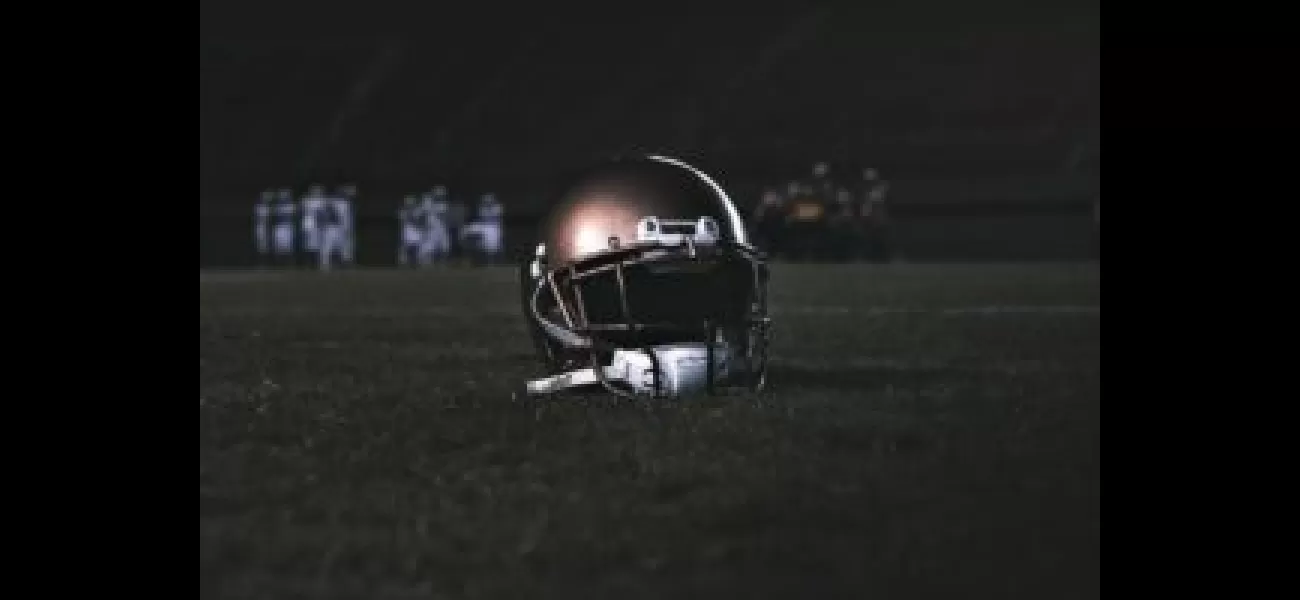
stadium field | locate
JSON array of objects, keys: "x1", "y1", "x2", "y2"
[{"x1": 200, "y1": 262, "x2": 1100, "y2": 599}]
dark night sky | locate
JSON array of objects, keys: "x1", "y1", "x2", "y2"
[
  {"x1": 200, "y1": 0, "x2": 1097, "y2": 199},
  {"x1": 200, "y1": 1, "x2": 1099, "y2": 42}
]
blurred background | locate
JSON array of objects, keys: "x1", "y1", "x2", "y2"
[{"x1": 199, "y1": 2, "x2": 1099, "y2": 269}]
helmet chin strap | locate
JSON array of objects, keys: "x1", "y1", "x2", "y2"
[{"x1": 526, "y1": 343, "x2": 732, "y2": 398}]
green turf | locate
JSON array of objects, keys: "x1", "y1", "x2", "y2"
[{"x1": 200, "y1": 263, "x2": 1100, "y2": 599}]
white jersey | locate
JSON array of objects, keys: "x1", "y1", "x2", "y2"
[
  {"x1": 254, "y1": 202, "x2": 272, "y2": 227},
  {"x1": 463, "y1": 199, "x2": 505, "y2": 256},
  {"x1": 317, "y1": 196, "x2": 348, "y2": 229},
  {"x1": 300, "y1": 196, "x2": 327, "y2": 251},
  {"x1": 272, "y1": 200, "x2": 297, "y2": 254},
  {"x1": 400, "y1": 204, "x2": 424, "y2": 245},
  {"x1": 427, "y1": 199, "x2": 450, "y2": 223},
  {"x1": 318, "y1": 197, "x2": 353, "y2": 269}
]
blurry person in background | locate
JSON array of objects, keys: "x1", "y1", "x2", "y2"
[
  {"x1": 859, "y1": 168, "x2": 892, "y2": 262},
  {"x1": 784, "y1": 181, "x2": 804, "y2": 208},
  {"x1": 271, "y1": 188, "x2": 297, "y2": 267},
  {"x1": 859, "y1": 168, "x2": 888, "y2": 208},
  {"x1": 461, "y1": 192, "x2": 505, "y2": 265},
  {"x1": 795, "y1": 161, "x2": 848, "y2": 260},
  {"x1": 316, "y1": 185, "x2": 353, "y2": 270},
  {"x1": 808, "y1": 161, "x2": 838, "y2": 202},
  {"x1": 397, "y1": 195, "x2": 425, "y2": 266},
  {"x1": 299, "y1": 184, "x2": 327, "y2": 267},
  {"x1": 861, "y1": 167, "x2": 884, "y2": 189},
  {"x1": 253, "y1": 189, "x2": 273, "y2": 267},
  {"x1": 422, "y1": 186, "x2": 453, "y2": 263},
  {"x1": 783, "y1": 179, "x2": 827, "y2": 261}
]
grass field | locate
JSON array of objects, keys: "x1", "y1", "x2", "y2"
[{"x1": 200, "y1": 262, "x2": 1100, "y2": 600}]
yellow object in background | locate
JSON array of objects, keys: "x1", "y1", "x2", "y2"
[{"x1": 791, "y1": 200, "x2": 824, "y2": 221}]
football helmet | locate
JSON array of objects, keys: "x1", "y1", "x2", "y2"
[{"x1": 520, "y1": 155, "x2": 771, "y2": 398}]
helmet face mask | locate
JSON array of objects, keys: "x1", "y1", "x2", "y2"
[{"x1": 521, "y1": 155, "x2": 770, "y2": 398}]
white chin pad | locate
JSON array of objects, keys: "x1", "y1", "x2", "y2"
[
  {"x1": 525, "y1": 343, "x2": 732, "y2": 398},
  {"x1": 609, "y1": 343, "x2": 732, "y2": 396}
]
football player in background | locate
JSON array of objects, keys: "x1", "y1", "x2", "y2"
[
  {"x1": 461, "y1": 192, "x2": 505, "y2": 264},
  {"x1": 317, "y1": 185, "x2": 353, "y2": 270},
  {"x1": 271, "y1": 188, "x2": 297, "y2": 267},
  {"x1": 253, "y1": 189, "x2": 273, "y2": 267},
  {"x1": 783, "y1": 179, "x2": 826, "y2": 261},
  {"x1": 423, "y1": 186, "x2": 453, "y2": 263},
  {"x1": 397, "y1": 195, "x2": 425, "y2": 266},
  {"x1": 808, "y1": 161, "x2": 838, "y2": 201},
  {"x1": 299, "y1": 184, "x2": 327, "y2": 267}
]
